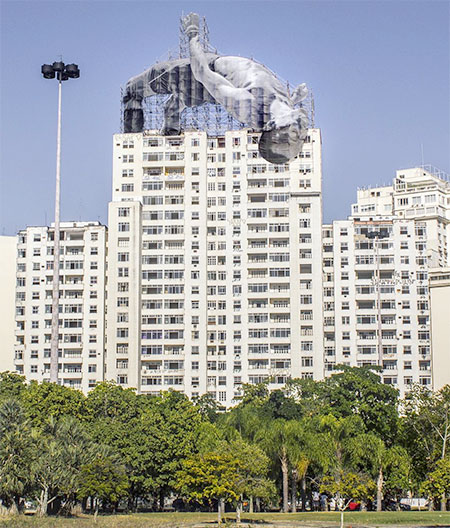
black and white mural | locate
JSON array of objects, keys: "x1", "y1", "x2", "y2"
[{"x1": 123, "y1": 13, "x2": 309, "y2": 164}]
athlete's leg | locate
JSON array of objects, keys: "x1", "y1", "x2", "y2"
[{"x1": 181, "y1": 13, "x2": 256, "y2": 125}]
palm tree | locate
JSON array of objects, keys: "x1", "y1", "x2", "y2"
[
  {"x1": 0, "y1": 399, "x2": 34, "y2": 514},
  {"x1": 256, "y1": 419, "x2": 300, "y2": 513}
]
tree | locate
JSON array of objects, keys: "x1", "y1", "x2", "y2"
[
  {"x1": 0, "y1": 372, "x2": 26, "y2": 403},
  {"x1": 176, "y1": 452, "x2": 240, "y2": 524},
  {"x1": 383, "y1": 446, "x2": 412, "y2": 508},
  {"x1": 321, "y1": 471, "x2": 375, "y2": 528},
  {"x1": 85, "y1": 381, "x2": 141, "y2": 422},
  {"x1": 225, "y1": 438, "x2": 276, "y2": 519},
  {"x1": 31, "y1": 416, "x2": 100, "y2": 515},
  {"x1": 283, "y1": 377, "x2": 326, "y2": 418},
  {"x1": 256, "y1": 419, "x2": 298, "y2": 513},
  {"x1": 22, "y1": 381, "x2": 87, "y2": 427},
  {"x1": 421, "y1": 458, "x2": 450, "y2": 509},
  {"x1": 402, "y1": 385, "x2": 450, "y2": 510},
  {"x1": 348, "y1": 433, "x2": 394, "y2": 510},
  {"x1": 89, "y1": 390, "x2": 202, "y2": 509},
  {"x1": 0, "y1": 400, "x2": 34, "y2": 514},
  {"x1": 193, "y1": 393, "x2": 225, "y2": 423},
  {"x1": 78, "y1": 456, "x2": 129, "y2": 516},
  {"x1": 285, "y1": 419, "x2": 322, "y2": 512},
  {"x1": 321, "y1": 366, "x2": 399, "y2": 442},
  {"x1": 141, "y1": 391, "x2": 203, "y2": 506},
  {"x1": 261, "y1": 389, "x2": 302, "y2": 421}
]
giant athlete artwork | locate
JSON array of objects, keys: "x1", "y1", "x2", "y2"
[{"x1": 123, "y1": 13, "x2": 310, "y2": 164}]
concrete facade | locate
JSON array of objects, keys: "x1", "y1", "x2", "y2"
[
  {"x1": 324, "y1": 167, "x2": 450, "y2": 396},
  {"x1": 323, "y1": 218, "x2": 432, "y2": 396},
  {"x1": 429, "y1": 268, "x2": 450, "y2": 391},
  {"x1": 106, "y1": 128, "x2": 324, "y2": 405},
  {"x1": 13, "y1": 222, "x2": 107, "y2": 393},
  {"x1": 0, "y1": 236, "x2": 17, "y2": 372}
]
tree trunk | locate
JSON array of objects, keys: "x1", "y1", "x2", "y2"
[
  {"x1": 340, "y1": 510, "x2": 344, "y2": 528},
  {"x1": 281, "y1": 451, "x2": 289, "y2": 513},
  {"x1": 376, "y1": 466, "x2": 383, "y2": 511},
  {"x1": 249, "y1": 495, "x2": 254, "y2": 513},
  {"x1": 255, "y1": 497, "x2": 261, "y2": 512},
  {"x1": 217, "y1": 499, "x2": 222, "y2": 524},
  {"x1": 440, "y1": 492, "x2": 446, "y2": 511},
  {"x1": 7, "y1": 500, "x2": 18, "y2": 516},
  {"x1": 300, "y1": 475, "x2": 307, "y2": 511},
  {"x1": 94, "y1": 499, "x2": 99, "y2": 523},
  {"x1": 236, "y1": 497, "x2": 242, "y2": 524},
  {"x1": 37, "y1": 487, "x2": 49, "y2": 516},
  {"x1": 291, "y1": 468, "x2": 298, "y2": 512}
]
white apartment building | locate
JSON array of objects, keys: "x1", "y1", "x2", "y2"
[
  {"x1": 323, "y1": 166, "x2": 450, "y2": 396},
  {"x1": 352, "y1": 167, "x2": 450, "y2": 266},
  {"x1": 323, "y1": 218, "x2": 432, "y2": 395},
  {"x1": 0, "y1": 236, "x2": 17, "y2": 372},
  {"x1": 106, "y1": 128, "x2": 324, "y2": 405},
  {"x1": 14, "y1": 222, "x2": 107, "y2": 393}
]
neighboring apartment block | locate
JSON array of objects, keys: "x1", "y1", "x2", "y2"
[
  {"x1": 322, "y1": 218, "x2": 432, "y2": 395},
  {"x1": 0, "y1": 236, "x2": 17, "y2": 372},
  {"x1": 14, "y1": 222, "x2": 107, "y2": 393},
  {"x1": 106, "y1": 128, "x2": 324, "y2": 406},
  {"x1": 323, "y1": 166, "x2": 450, "y2": 396},
  {"x1": 429, "y1": 268, "x2": 450, "y2": 391},
  {"x1": 352, "y1": 167, "x2": 450, "y2": 266}
]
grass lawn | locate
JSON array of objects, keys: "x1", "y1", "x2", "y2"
[{"x1": 1, "y1": 511, "x2": 450, "y2": 527}]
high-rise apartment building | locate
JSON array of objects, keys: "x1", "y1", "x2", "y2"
[
  {"x1": 322, "y1": 166, "x2": 449, "y2": 396},
  {"x1": 0, "y1": 236, "x2": 17, "y2": 372},
  {"x1": 14, "y1": 222, "x2": 107, "y2": 392},
  {"x1": 352, "y1": 167, "x2": 450, "y2": 266},
  {"x1": 322, "y1": 218, "x2": 432, "y2": 395},
  {"x1": 106, "y1": 128, "x2": 324, "y2": 405}
]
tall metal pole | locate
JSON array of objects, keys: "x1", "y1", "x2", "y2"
[{"x1": 50, "y1": 77, "x2": 62, "y2": 383}]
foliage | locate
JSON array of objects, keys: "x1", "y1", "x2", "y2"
[
  {"x1": 0, "y1": 372, "x2": 26, "y2": 403},
  {"x1": 193, "y1": 393, "x2": 225, "y2": 423},
  {"x1": 0, "y1": 371, "x2": 448, "y2": 516},
  {"x1": 401, "y1": 385, "x2": 450, "y2": 486},
  {"x1": 176, "y1": 452, "x2": 240, "y2": 506},
  {"x1": 321, "y1": 366, "x2": 399, "y2": 442},
  {"x1": 22, "y1": 381, "x2": 87, "y2": 427},
  {"x1": 421, "y1": 458, "x2": 450, "y2": 503},
  {"x1": 78, "y1": 456, "x2": 129, "y2": 507},
  {"x1": 31, "y1": 416, "x2": 100, "y2": 514},
  {"x1": 85, "y1": 381, "x2": 141, "y2": 421},
  {"x1": 321, "y1": 470, "x2": 376, "y2": 506},
  {"x1": 0, "y1": 400, "x2": 34, "y2": 511}
]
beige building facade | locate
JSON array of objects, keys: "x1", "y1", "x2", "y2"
[
  {"x1": 0, "y1": 236, "x2": 17, "y2": 372},
  {"x1": 429, "y1": 268, "x2": 450, "y2": 391}
]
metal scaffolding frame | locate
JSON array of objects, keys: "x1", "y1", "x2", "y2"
[{"x1": 119, "y1": 13, "x2": 316, "y2": 137}]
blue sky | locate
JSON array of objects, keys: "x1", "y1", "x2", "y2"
[{"x1": 1, "y1": 0, "x2": 449, "y2": 235}]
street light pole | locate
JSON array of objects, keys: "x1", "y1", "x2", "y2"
[{"x1": 41, "y1": 61, "x2": 80, "y2": 384}]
